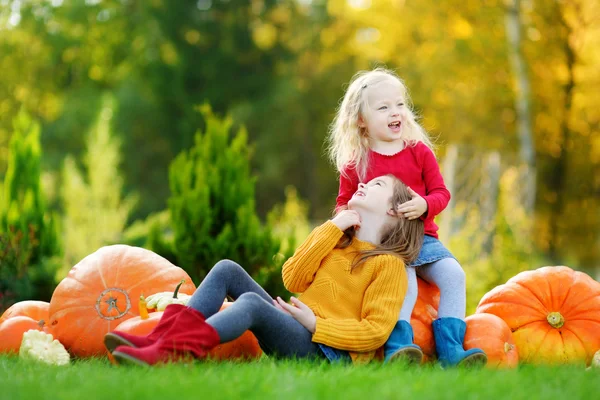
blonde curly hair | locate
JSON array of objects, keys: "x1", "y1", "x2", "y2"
[{"x1": 327, "y1": 67, "x2": 434, "y2": 181}]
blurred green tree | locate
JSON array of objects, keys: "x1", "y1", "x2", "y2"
[
  {"x1": 167, "y1": 105, "x2": 282, "y2": 294},
  {"x1": 0, "y1": 0, "x2": 598, "y2": 276},
  {"x1": 0, "y1": 110, "x2": 61, "y2": 303},
  {"x1": 60, "y1": 95, "x2": 137, "y2": 277}
]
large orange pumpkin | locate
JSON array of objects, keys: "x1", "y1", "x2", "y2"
[
  {"x1": 0, "y1": 301, "x2": 50, "y2": 324},
  {"x1": 112, "y1": 302, "x2": 263, "y2": 361},
  {"x1": 464, "y1": 313, "x2": 518, "y2": 369},
  {"x1": 0, "y1": 316, "x2": 48, "y2": 354},
  {"x1": 49, "y1": 245, "x2": 196, "y2": 358},
  {"x1": 411, "y1": 277, "x2": 440, "y2": 362},
  {"x1": 476, "y1": 266, "x2": 600, "y2": 365},
  {"x1": 113, "y1": 311, "x2": 165, "y2": 337}
]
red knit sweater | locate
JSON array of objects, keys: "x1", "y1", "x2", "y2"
[{"x1": 336, "y1": 142, "x2": 450, "y2": 238}]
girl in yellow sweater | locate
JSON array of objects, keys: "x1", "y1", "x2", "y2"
[{"x1": 106, "y1": 175, "x2": 424, "y2": 366}]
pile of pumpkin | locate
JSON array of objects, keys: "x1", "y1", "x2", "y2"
[
  {"x1": 0, "y1": 245, "x2": 261, "y2": 365},
  {"x1": 413, "y1": 265, "x2": 600, "y2": 368},
  {"x1": 1, "y1": 244, "x2": 600, "y2": 368}
]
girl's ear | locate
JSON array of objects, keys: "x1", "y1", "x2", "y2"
[
  {"x1": 357, "y1": 114, "x2": 367, "y2": 128},
  {"x1": 387, "y1": 208, "x2": 397, "y2": 217}
]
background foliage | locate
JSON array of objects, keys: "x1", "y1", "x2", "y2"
[{"x1": 0, "y1": 0, "x2": 598, "y2": 309}]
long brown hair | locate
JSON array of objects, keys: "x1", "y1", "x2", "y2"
[{"x1": 336, "y1": 175, "x2": 425, "y2": 270}]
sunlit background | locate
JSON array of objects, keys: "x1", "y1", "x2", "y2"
[{"x1": 0, "y1": 0, "x2": 598, "y2": 313}]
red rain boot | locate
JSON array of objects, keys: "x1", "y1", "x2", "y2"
[
  {"x1": 112, "y1": 306, "x2": 220, "y2": 366},
  {"x1": 104, "y1": 304, "x2": 187, "y2": 353}
]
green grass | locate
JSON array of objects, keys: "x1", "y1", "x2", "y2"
[{"x1": 1, "y1": 355, "x2": 598, "y2": 400}]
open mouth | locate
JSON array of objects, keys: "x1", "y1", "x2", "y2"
[
  {"x1": 354, "y1": 191, "x2": 365, "y2": 197},
  {"x1": 388, "y1": 121, "x2": 401, "y2": 129}
]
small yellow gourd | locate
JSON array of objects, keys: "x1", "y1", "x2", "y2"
[
  {"x1": 139, "y1": 294, "x2": 150, "y2": 320},
  {"x1": 145, "y1": 280, "x2": 192, "y2": 311}
]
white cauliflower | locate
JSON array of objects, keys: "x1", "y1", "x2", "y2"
[
  {"x1": 592, "y1": 350, "x2": 600, "y2": 368},
  {"x1": 19, "y1": 330, "x2": 70, "y2": 366}
]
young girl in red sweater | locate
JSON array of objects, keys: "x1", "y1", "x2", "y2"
[
  {"x1": 105, "y1": 175, "x2": 423, "y2": 366},
  {"x1": 327, "y1": 68, "x2": 487, "y2": 367}
]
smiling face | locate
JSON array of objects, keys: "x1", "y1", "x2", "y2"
[
  {"x1": 348, "y1": 175, "x2": 396, "y2": 214},
  {"x1": 358, "y1": 80, "x2": 410, "y2": 145}
]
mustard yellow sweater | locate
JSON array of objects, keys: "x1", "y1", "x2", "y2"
[{"x1": 282, "y1": 221, "x2": 408, "y2": 364}]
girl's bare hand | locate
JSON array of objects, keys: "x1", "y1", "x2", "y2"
[
  {"x1": 396, "y1": 187, "x2": 428, "y2": 220},
  {"x1": 275, "y1": 296, "x2": 316, "y2": 333},
  {"x1": 331, "y1": 210, "x2": 361, "y2": 231}
]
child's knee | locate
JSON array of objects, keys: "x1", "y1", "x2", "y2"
[
  {"x1": 212, "y1": 259, "x2": 243, "y2": 275},
  {"x1": 441, "y1": 259, "x2": 465, "y2": 286},
  {"x1": 449, "y1": 260, "x2": 465, "y2": 278},
  {"x1": 424, "y1": 258, "x2": 465, "y2": 289},
  {"x1": 237, "y1": 292, "x2": 266, "y2": 309}
]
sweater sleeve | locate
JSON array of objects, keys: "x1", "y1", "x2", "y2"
[
  {"x1": 420, "y1": 144, "x2": 451, "y2": 219},
  {"x1": 335, "y1": 166, "x2": 359, "y2": 213},
  {"x1": 311, "y1": 255, "x2": 407, "y2": 352},
  {"x1": 281, "y1": 221, "x2": 344, "y2": 293}
]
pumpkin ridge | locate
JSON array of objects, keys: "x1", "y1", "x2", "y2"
[
  {"x1": 556, "y1": 275, "x2": 574, "y2": 312},
  {"x1": 53, "y1": 312, "x2": 95, "y2": 349},
  {"x1": 74, "y1": 317, "x2": 104, "y2": 350},
  {"x1": 563, "y1": 308, "x2": 600, "y2": 321},
  {"x1": 561, "y1": 294, "x2": 600, "y2": 319},
  {"x1": 565, "y1": 322, "x2": 600, "y2": 362},
  {"x1": 572, "y1": 269, "x2": 600, "y2": 288},
  {"x1": 478, "y1": 300, "x2": 547, "y2": 322},
  {"x1": 50, "y1": 305, "x2": 90, "y2": 321},
  {"x1": 513, "y1": 281, "x2": 549, "y2": 314},
  {"x1": 94, "y1": 256, "x2": 109, "y2": 291},
  {"x1": 111, "y1": 246, "x2": 131, "y2": 287},
  {"x1": 562, "y1": 320, "x2": 600, "y2": 355},
  {"x1": 58, "y1": 273, "x2": 96, "y2": 295},
  {"x1": 125, "y1": 271, "x2": 165, "y2": 292},
  {"x1": 527, "y1": 323, "x2": 552, "y2": 363},
  {"x1": 558, "y1": 323, "x2": 567, "y2": 361},
  {"x1": 511, "y1": 319, "x2": 547, "y2": 331},
  {"x1": 111, "y1": 253, "x2": 122, "y2": 289},
  {"x1": 562, "y1": 317, "x2": 600, "y2": 326},
  {"x1": 542, "y1": 267, "x2": 571, "y2": 311},
  {"x1": 561, "y1": 326, "x2": 587, "y2": 356},
  {"x1": 126, "y1": 268, "x2": 192, "y2": 293}
]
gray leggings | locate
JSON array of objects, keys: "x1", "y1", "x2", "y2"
[
  {"x1": 186, "y1": 259, "x2": 323, "y2": 359},
  {"x1": 398, "y1": 257, "x2": 466, "y2": 321}
]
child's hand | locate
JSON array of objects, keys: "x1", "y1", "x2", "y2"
[
  {"x1": 331, "y1": 210, "x2": 361, "y2": 231},
  {"x1": 276, "y1": 296, "x2": 316, "y2": 333},
  {"x1": 396, "y1": 187, "x2": 428, "y2": 220},
  {"x1": 273, "y1": 299, "x2": 289, "y2": 314}
]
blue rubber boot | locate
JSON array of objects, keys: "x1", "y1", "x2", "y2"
[
  {"x1": 432, "y1": 317, "x2": 487, "y2": 368},
  {"x1": 384, "y1": 320, "x2": 423, "y2": 364}
]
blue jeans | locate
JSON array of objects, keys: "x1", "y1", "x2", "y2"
[
  {"x1": 408, "y1": 235, "x2": 456, "y2": 267},
  {"x1": 318, "y1": 344, "x2": 352, "y2": 364}
]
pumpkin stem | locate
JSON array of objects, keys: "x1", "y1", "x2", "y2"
[
  {"x1": 547, "y1": 312, "x2": 565, "y2": 328},
  {"x1": 38, "y1": 319, "x2": 45, "y2": 329},
  {"x1": 504, "y1": 342, "x2": 515, "y2": 353},
  {"x1": 173, "y1": 279, "x2": 185, "y2": 299}
]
